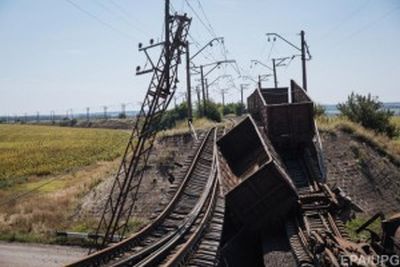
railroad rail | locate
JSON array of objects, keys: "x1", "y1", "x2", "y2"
[
  {"x1": 67, "y1": 127, "x2": 223, "y2": 267},
  {"x1": 283, "y1": 153, "x2": 351, "y2": 266}
]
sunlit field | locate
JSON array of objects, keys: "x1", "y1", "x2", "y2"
[{"x1": 0, "y1": 124, "x2": 129, "y2": 188}]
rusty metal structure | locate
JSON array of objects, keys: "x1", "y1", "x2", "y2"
[
  {"x1": 217, "y1": 116, "x2": 297, "y2": 229},
  {"x1": 215, "y1": 80, "x2": 399, "y2": 267},
  {"x1": 91, "y1": 3, "x2": 191, "y2": 250}
]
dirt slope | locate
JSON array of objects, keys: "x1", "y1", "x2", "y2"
[{"x1": 322, "y1": 129, "x2": 400, "y2": 217}]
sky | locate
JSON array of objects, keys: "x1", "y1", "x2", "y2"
[{"x1": 0, "y1": 0, "x2": 399, "y2": 116}]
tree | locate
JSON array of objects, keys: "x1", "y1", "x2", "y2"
[{"x1": 337, "y1": 92, "x2": 397, "y2": 137}]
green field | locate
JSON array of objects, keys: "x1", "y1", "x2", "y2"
[{"x1": 0, "y1": 124, "x2": 129, "y2": 188}]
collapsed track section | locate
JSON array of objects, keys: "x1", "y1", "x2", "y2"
[{"x1": 68, "y1": 127, "x2": 224, "y2": 267}]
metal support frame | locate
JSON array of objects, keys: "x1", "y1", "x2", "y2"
[
  {"x1": 91, "y1": 3, "x2": 191, "y2": 250},
  {"x1": 185, "y1": 41, "x2": 192, "y2": 124},
  {"x1": 266, "y1": 31, "x2": 311, "y2": 91},
  {"x1": 194, "y1": 59, "x2": 236, "y2": 116}
]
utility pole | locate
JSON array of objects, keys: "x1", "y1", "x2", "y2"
[
  {"x1": 240, "y1": 86, "x2": 244, "y2": 113},
  {"x1": 196, "y1": 86, "x2": 201, "y2": 113},
  {"x1": 86, "y1": 107, "x2": 90, "y2": 121},
  {"x1": 165, "y1": 0, "x2": 170, "y2": 92},
  {"x1": 266, "y1": 31, "x2": 311, "y2": 91},
  {"x1": 240, "y1": 84, "x2": 249, "y2": 115},
  {"x1": 103, "y1": 106, "x2": 108, "y2": 120},
  {"x1": 91, "y1": 0, "x2": 191, "y2": 250},
  {"x1": 185, "y1": 41, "x2": 192, "y2": 123},
  {"x1": 205, "y1": 78, "x2": 209, "y2": 101},
  {"x1": 196, "y1": 59, "x2": 236, "y2": 116},
  {"x1": 221, "y1": 90, "x2": 225, "y2": 109},
  {"x1": 200, "y1": 65, "x2": 207, "y2": 116},
  {"x1": 219, "y1": 88, "x2": 229, "y2": 113},
  {"x1": 121, "y1": 104, "x2": 126, "y2": 118},
  {"x1": 300, "y1": 30, "x2": 307, "y2": 91},
  {"x1": 272, "y1": 59, "x2": 277, "y2": 88}
]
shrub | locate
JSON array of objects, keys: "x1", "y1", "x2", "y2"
[
  {"x1": 203, "y1": 101, "x2": 222, "y2": 122},
  {"x1": 221, "y1": 103, "x2": 245, "y2": 116},
  {"x1": 159, "y1": 102, "x2": 189, "y2": 130},
  {"x1": 337, "y1": 92, "x2": 398, "y2": 138},
  {"x1": 314, "y1": 104, "x2": 326, "y2": 117}
]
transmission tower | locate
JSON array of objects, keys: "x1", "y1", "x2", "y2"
[{"x1": 91, "y1": 0, "x2": 191, "y2": 250}]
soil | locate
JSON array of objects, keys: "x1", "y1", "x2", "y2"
[
  {"x1": 75, "y1": 131, "x2": 201, "y2": 230},
  {"x1": 0, "y1": 241, "x2": 86, "y2": 267},
  {"x1": 262, "y1": 128, "x2": 400, "y2": 266},
  {"x1": 322, "y1": 129, "x2": 400, "y2": 217}
]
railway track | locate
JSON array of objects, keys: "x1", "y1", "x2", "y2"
[
  {"x1": 68, "y1": 127, "x2": 223, "y2": 267},
  {"x1": 283, "y1": 153, "x2": 349, "y2": 266}
]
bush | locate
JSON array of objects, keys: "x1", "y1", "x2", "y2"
[
  {"x1": 337, "y1": 92, "x2": 397, "y2": 138},
  {"x1": 159, "y1": 102, "x2": 189, "y2": 130},
  {"x1": 221, "y1": 103, "x2": 245, "y2": 116},
  {"x1": 204, "y1": 101, "x2": 222, "y2": 122},
  {"x1": 314, "y1": 104, "x2": 326, "y2": 117}
]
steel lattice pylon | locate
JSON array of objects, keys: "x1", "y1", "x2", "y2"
[{"x1": 91, "y1": 12, "x2": 191, "y2": 251}]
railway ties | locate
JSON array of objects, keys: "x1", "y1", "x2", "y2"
[
  {"x1": 102, "y1": 128, "x2": 217, "y2": 267},
  {"x1": 283, "y1": 151, "x2": 353, "y2": 266},
  {"x1": 185, "y1": 194, "x2": 225, "y2": 267},
  {"x1": 67, "y1": 127, "x2": 224, "y2": 267}
]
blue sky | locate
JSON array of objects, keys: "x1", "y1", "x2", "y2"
[{"x1": 0, "y1": 0, "x2": 399, "y2": 115}]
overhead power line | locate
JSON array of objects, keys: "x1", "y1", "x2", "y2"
[
  {"x1": 319, "y1": 0, "x2": 371, "y2": 41},
  {"x1": 196, "y1": 0, "x2": 217, "y2": 37},
  {"x1": 93, "y1": 0, "x2": 150, "y2": 38},
  {"x1": 64, "y1": 0, "x2": 137, "y2": 41},
  {"x1": 344, "y1": 5, "x2": 400, "y2": 41},
  {"x1": 185, "y1": 0, "x2": 216, "y2": 39}
]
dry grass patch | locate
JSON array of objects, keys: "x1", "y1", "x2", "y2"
[
  {"x1": 317, "y1": 116, "x2": 400, "y2": 163},
  {"x1": 0, "y1": 159, "x2": 120, "y2": 243}
]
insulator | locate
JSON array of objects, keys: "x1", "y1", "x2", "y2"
[
  {"x1": 136, "y1": 66, "x2": 141, "y2": 72},
  {"x1": 150, "y1": 39, "x2": 154, "y2": 45},
  {"x1": 138, "y1": 43, "x2": 143, "y2": 49}
]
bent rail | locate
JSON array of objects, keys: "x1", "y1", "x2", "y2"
[{"x1": 67, "y1": 128, "x2": 216, "y2": 267}]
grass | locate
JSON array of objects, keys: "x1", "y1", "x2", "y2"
[
  {"x1": 0, "y1": 124, "x2": 129, "y2": 244},
  {"x1": 0, "y1": 159, "x2": 121, "y2": 244},
  {"x1": 0, "y1": 124, "x2": 129, "y2": 188},
  {"x1": 317, "y1": 116, "x2": 400, "y2": 163},
  {"x1": 346, "y1": 216, "x2": 382, "y2": 242},
  {"x1": 0, "y1": 119, "x2": 218, "y2": 244}
]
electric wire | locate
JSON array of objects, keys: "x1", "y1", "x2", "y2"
[{"x1": 64, "y1": 0, "x2": 138, "y2": 41}]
